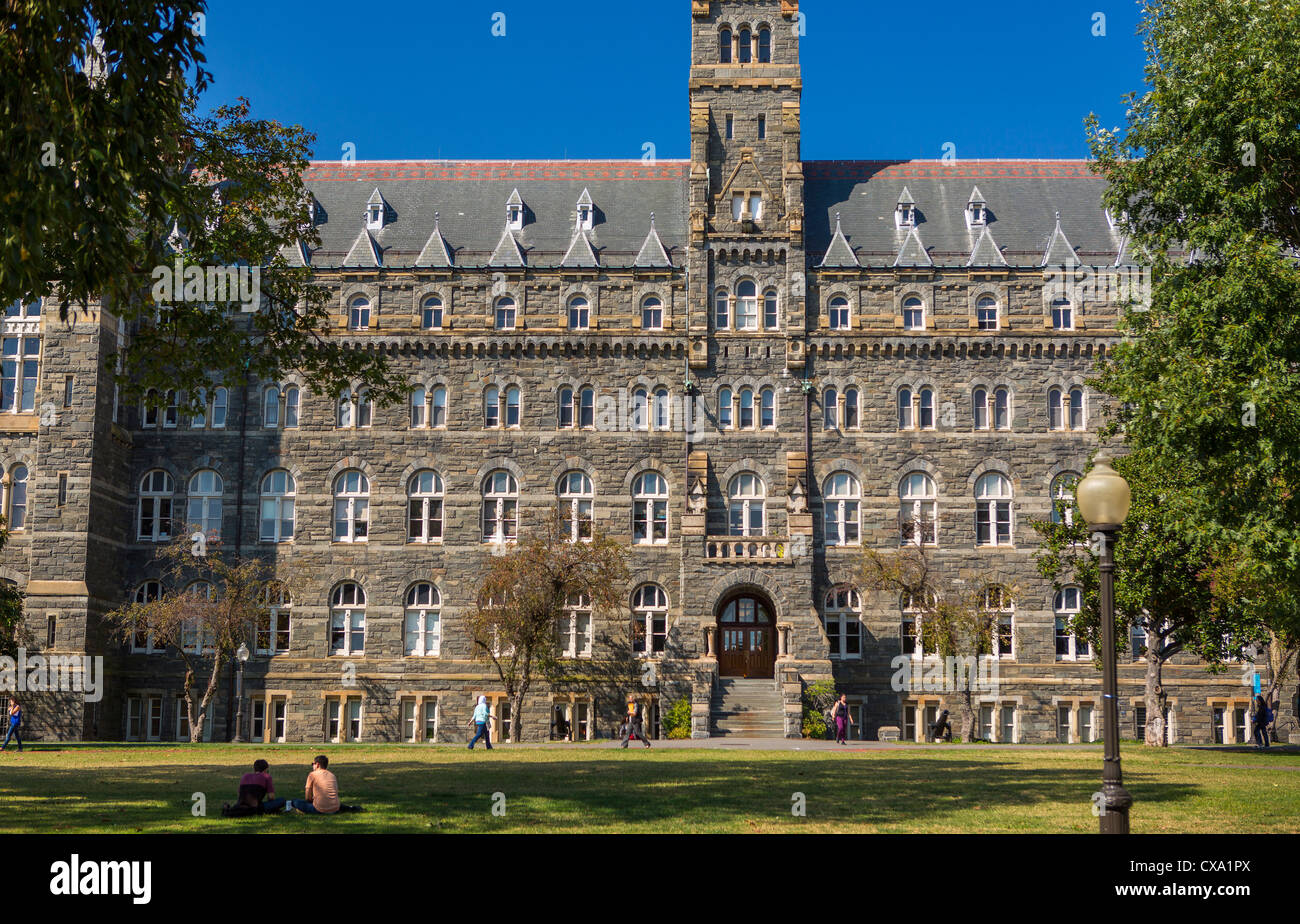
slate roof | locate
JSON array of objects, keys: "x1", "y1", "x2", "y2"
[
  {"x1": 303, "y1": 161, "x2": 689, "y2": 270},
  {"x1": 804, "y1": 160, "x2": 1120, "y2": 269}
]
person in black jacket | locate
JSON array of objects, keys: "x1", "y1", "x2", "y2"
[
  {"x1": 930, "y1": 710, "x2": 952, "y2": 743},
  {"x1": 1253, "y1": 695, "x2": 1273, "y2": 748}
]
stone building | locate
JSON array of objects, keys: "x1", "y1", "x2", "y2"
[{"x1": 2, "y1": 0, "x2": 1291, "y2": 745}]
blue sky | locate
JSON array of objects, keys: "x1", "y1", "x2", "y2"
[{"x1": 198, "y1": 0, "x2": 1148, "y2": 162}]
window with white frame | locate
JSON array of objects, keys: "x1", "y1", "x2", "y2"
[
  {"x1": 1051, "y1": 298, "x2": 1074, "y2": 330},
  {"x1": 130, "y1": 581, "x2": 163, "y2": 653},
  {"x1": 823, "y1": 587, "x2": 862, "y2": 660},
  {"x1": 828, "y1": 296, "x2": 850, "y2": 330},
  {"x1": 899, "y1": 472, "x2": 937, "y2": 546},
  {"x1": 348, "y1": 296, "x2": 371, "y2": 331},
  {"x1": 330, "y1": 583, "x2": 366, "y2": 655},
  {"x1": 901, "y1": 591, "x2": 937, "y2": 657},
  {"x1": 631, "y1": 388, "x2": 648, "y2": 431},
  {"x1": 718, "y1": 387, "x2": 733, "y2": 429},
  {"x1": 162, "y1": 389, "x2": 179, "y2": 429},
  {"x1": 1054, "y1": 586, "x2": 1090, "y2": 660},
  {"x1": 976, "y1": 295, "x2": 999, "y2": 331},
  {"x1": 256, "y1": 584, "x2": 291, "y2": 655},
  {"x1": 482, "y1": 470, "x2": 519, "y2": 542},
  {"x1": 902, "y1": 296, "x2": 925, "y2": 330},
  {"x1": 191, "y1": 387, "x2": 207, "y2": 429},
  {"x1": 984, "y1": 585, "x2": 1015, "y2": 657},
  {"x1": 332, "y1": 470, "x2": 369, "y2": 543},
  {"x1": 1050, "y1": 472, "x2": 1080, "y2": 526},
  {"x1": 495, "y1": 296, "x2": 516, "y2": 330},
  {"x1": 973, "y1": 387, "x2": 990, "y2": 430},
  {"x1": 897, "y1": 388, "x2": 913, "y2": 429},
  {"x1": 1048, "y1": 387, "x2": 1086, "y2": 431},
  {"x1": 823, "y1": 388, "x2": 838, "y2": 430},
  {"x1": 558, "y1": 594, "x2": 593, "y2": 659},
  {"x1": 211, "y1": 387, "x2": 228, "y2": 428},
  {"x1": 823, "y1": 472, "x2": 860, "y2": 547},
  {"x1": 559, "y1": 471, "x2": 594, "y2": 541},
  {"x1": 763, "y1": 288, "x2": 779, "y2": 329},
  {"x1": 407, "y1": 470, "x2": 444, "y2": 543},
  {"x1": 262, "y1": 385, "x2": 281, "y2": 428},
  {"x1": 186, "y1": 469, "x2": 223, "y2": 540},
  {"x1": 735, "y1": 281, "x2": 759, "y2": 330},
  {"x1": 653, "y1": 387, "x2": 670, "y2": 430},
  {"x1": 975, "y1": 473, "x2": 1013, "y2": 547},
  {"x1": 5, "y1": 464, "x2": 28, "y2": 531},
  {"x1": 714, "y1": 288, "x2": 730, "y2": 330},
  {"x1": 181, "y1": 581, "x2": 215, "y2": 653},
  {"x1": 568, "y1": 296, "x2": 590, "y2": 331},
  {"x1": 1, "y1": 332, "x2": 40, "y2": 414},
  {"x1": 992, "y1": 387, "x2": 1011, "y2": 430},
  {"x1": 125, "y1": 694, "x2": 163, "y2": 740},
  {"x1": 759, "y1": 387, "x2": 775, "y2": 428},
  {"x1": 632, "y1": 584, "x2": 668, "y2": 656},
  {"x1": 422, "y1": 296, "x2": 444, "y2": 330},
  {"x1": 411, "y1": 386, "x2": 428, "y2": 428},
  {"x1": 404, "y1": 583, "x2": 442, "y2": 656},
  {"x1": 918, "y1": 387, "x2": 935, "y2": 429},
  {"x1": 138, "y1": 470, "x2": 174, "y2": 541},
  {"x1": 325, "y1": 695, "x2": 364, "y2": 742},
  {"x1": 632, "y1": 471, "x2": 668, "y2": 544},
  {"x1": 641, "y1": 296, "x2": 664, "y2": 330},
  {"x1": 259, "y1": 470, "x2": 295, "y2": 543},
  {"x1": 727, "y1": 472, "x2": 765, "y2": 537},
  {"x1": 283, "y1": 386, "x2": 299, "y2": 427},
  {"x1": 484, "y1": 385, "x2": 520, "y2": 429},
  {"x1": 430, "y1": 386, "x2": 447, "y2": 428}
]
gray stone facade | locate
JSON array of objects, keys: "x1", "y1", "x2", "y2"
[{"x1": 1, "y1": 0, "x2": 1293, "y2": 745}]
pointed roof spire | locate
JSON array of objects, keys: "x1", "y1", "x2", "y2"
[
  {"x1": 897, "y1": 186, "x2": 915, "y2": 205},
  {"x1": 281, "y1": 239, "x2": 311, "y2": 267},
  {"x1": 576, "y1": 187, "x2": 593, "y2": 207},
  {"x1": 489, "y1": 226, "x2": 526, "y2": 268},
  {"x1": 967, "y1": 225, "x2": 1007, "y2": 267},
  {"x1": 415, "y1": 211, "x2": 453, "y2": 267},
  {"x1": 561, "y1": 229, "x2": 599, "y2": 268},
  {"x1": 819, "y1": 212, "x2": 859, "y2": 268},
  {"x1": 967, "y1": 185, "x2": 986, "y2": 205},
  {"x1": 634, "y1": 212, "x2": 672, "y2": 268},
  {"x1": 893, "y1": 226, "x2": 932, "y2": 268},
  {"x1": 343, "y1": 228, "x2": 382, "y2": 267},
  {"x1": 1042, "y1": 213, "x2": 1079, "y2": 266},
  {"x1": 166, "y1": 220, "x2": 189, "y2": 254}
]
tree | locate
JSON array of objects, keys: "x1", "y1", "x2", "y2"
[
  {"x1": 104, "y1": 537, "x2": 288, "y2": 742},
  {"x1": 0, "y1": 523, "x2": 27, "y2": 659},
  {"x1": 1031, "y1": 449, "x2": 1269, "y2": 745},
  {"x1": 1086, "y1": 0, "x2": 1300, "y2": 641},
  {"x1": 860, "y1": 545, "x2": 1016, "y2": 743},
  {"x1": 2, "y1": 3, "x2": 403, "y2": 408},
  {"x1": 467, "y1": 511, "x2": 630, "y2": 743}
]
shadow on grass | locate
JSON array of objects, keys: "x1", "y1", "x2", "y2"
[{"x1": 0, "y1": 752, "x2": 1202, "y2": 833}]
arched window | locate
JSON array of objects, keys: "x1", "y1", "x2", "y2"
[
  {"x1": 828, "y1": 296, "x2": 850, "y2": 330},
  {"x1": 263, "y1": 385, "x2": 280, "y2": 428},
  {"x1": 976, "y1": 295, "x2": 999, "y2": 330},
  {"x1": 348, "y1": 296, "x2": 371, "y2": 331},
  {"x1": 191, "y1": 388, "x2": 207, "y2": 429},
  {"x1": 727, "y1": 472, "x2": 765, "y2": 537},
  {"x1": 1069, "y1": 387, "x2": 1085, "y2": 430},
  {"x1": 485, "y1": 386, "x2": 500, "y2": 428},
  {"x1": 211, "y1": 387, "x2": 228, "y2": 428},
  {"x1": 558, "y1": 387, "x2": 575, "y2": 429},
  {"x1": 975, "y1": 473, "x2": 1014, "y2": 547},
  {"x1": 138, "y1": 470, "x2": 174, "y2": 541},
  {"x1": 641, "y1": 295, "x2": 664, "y2": 331},
  {"x1": 823, "y1": 587, "x2": 862, "y2": 660},
  {"x1": 653, "y1": 387, "x2": 670, "y2": 430},
  {"x1": 973, "y1": 387, "x2": 989, "y2": 430},
  {"x1": 1048, "y1": 388, "x2": 1079, "y2": 430},
  {"x1": 163, "y1": 390, "x2": 179, "y2": 428},
  {"x1": 356, "y1": 388, "x2": 373, "y2": 428},
  {"x1": 735, "y1": 280, "x2": 758, "y2": 330},
  {"x1": 898, "y1": 388, "x2": 914, "y2": 429},
  {"x1": 408, "y1": 471, "x2": 444, "y2": 543},
  {"x1": 1050, "y1": 473, "x2": 1080, "y2": 526},
  {"x1": 482, "y1": 470, "x2": 519, "y2": 542},
  {"x1": 757, "y1": 26, "x2": 771, "y2": 62},
  {"x1": 823, "y1": 388, "x2": 838, "y2": 430},
  {"x1": 337, "y1": 388, "x2": 354, "y2": 428},
  {"x1": 631, "y1": 388, "x2": 649, "y2": 431},
  {"x1": 899, "y1": 472, "x2": 937, "y2": 546},
  {"x1": 1051, "y1": 298, "x2": 1073, "y2": 330},
  {"x1": 257, "y1": 584, "x2": 292, "y2": 655},
  {"x1": 410, "y1": 386, "x2": 428, "y2": 428},
  {"x1": 579, "y1": 387, "x2": 596, "y2": 429},
  {"x1": 823, "y1": 472, "x2": 861, "y2": 547},
  {"x1": 430, "y1": 386, "x2": 447, "y2": 428},
  {"x1": 737, "y1": 27, "x2": 752, "y2": 63},
  {"x1": 131, "y1": 581, "x2": 164, "y2": 653},
  {"x1": 259, "y1": 470, "x2": 295, "y2": 543},
  {"x1": 1054, "y1": 586, "x2": 1088, "y2": 660},
  {"x1": 760, "y1": 387, "x2": 776, "y2": 429},
  {"x1": 142, "y1": 388, "x2": 159, "y2": 428},
  {"x1": 719, "y1": 27, "x2": 732, "y2": 64},
  {"x1": 6, "y1": 464, "x2": 28, "y2": 531},
  {"x1": 558, "y1": 471, "x2": 594, "y2": 541},
  {"x1": 763, "y1": 288, "x2": 779, "y2": 329},
  {"x1": 632, "y1": 584, "x2": 668, "y2": 655},
  {"x1": 568, "y1": 296, "x2": 590, "y2": 331},
  {"x1": 495, "y1": 296, "x2": 517, "y2": 330},
  {"x1": 186, "y1": 470, "x2": 223, "y2": 540},
  {"x1": 330, "y1": 583, "x2": 366, "y2": 655},
  {"x1": 332, "y1": 470, "x2": 370, "y2": 543},
  {"x1": 737, "y1": 388, "x2": 755, "y2": 429},
  {"x1": 405, "y1": 583, "x2": 441, "y2": 656},
  {"x1": 919, "y1": 387, "x2": 935, "y2": 429},
  {"x1": 993, "y1": 387, "x2": 1011, "y2": 430},
  {"x1": 983, "y1": 585, "x2": 1015, "y2": 657},
  {"x1": 421, "y1": 296, "x2": 443, "y2": 330},
  {"x1": 284, "y1": 386, "x2": 299, "y2": 427},
  {"x1": 714, "y1": 288, "x2": 730, "y2": 330},
  {"x1": 633, "y1": 471, "x2": 668, "y2": 545},
  {"x1": 505, "y1": 386, "x2": 520, "y2": 427},
  {"x1": 719, "y1": 387, "x2": 733, "y2": 429},
  {"x1": 902, "y1": 296, "x2": 925, "y2": 330},
  {"x1": 843, "y1": 388, "x2": 859, "y2": 429}
]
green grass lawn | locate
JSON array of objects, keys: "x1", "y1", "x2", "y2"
[{"x1": 1, "y1": 742, "x2": 1297, "y2": 833}]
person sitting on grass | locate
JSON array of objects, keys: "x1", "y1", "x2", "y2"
[
  {"x1": 286, "y1": 755, "x2": 341, "y2": 815},
  {"x1": 930, "y1": 710, "x2": 952, "y2": 743},
  {"x1": 223, "y1": 759, "x2": 286, "y2": 816}
]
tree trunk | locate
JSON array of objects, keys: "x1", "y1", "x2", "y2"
[
  {"x1": 1143, "y1": 649, "x2": 1167, "y2": 747},
  {"x1": 510, "y1": 678, "x2": 529, "y2": 744},
  {"x1": 186, "y1": 657, "x2": 224, "y2": 743},
  {"x1": 959, "y1": 689, "x2": 977, "y2": 742}
]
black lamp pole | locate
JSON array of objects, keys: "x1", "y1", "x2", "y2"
[{"x1": 1097, "y1": 526, "x2": 1133, "y2": 834}]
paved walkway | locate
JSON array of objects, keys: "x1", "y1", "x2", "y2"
[{"x1": 483, "y1": 737, "x2": 1108, "y2": 752}]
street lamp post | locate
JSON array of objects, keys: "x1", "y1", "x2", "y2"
[
  {"x1": 233, "y1": 642, "x2": 250, "y2": 743},
  {"x1": 1076, "y1": 451, "x2": 1134, "y2": 834}
]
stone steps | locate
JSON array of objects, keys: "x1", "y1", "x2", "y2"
[{"x1": 711, "y1": 678, "x2": 785, "y2": 737}]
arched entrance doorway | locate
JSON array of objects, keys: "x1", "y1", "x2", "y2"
[{"x1": 716, "y1": 592, "x2": 776, "y2": 678}]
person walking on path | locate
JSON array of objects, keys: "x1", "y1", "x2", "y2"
[
  {"x1": 1, "y1": 698, "x2": 21, "y2": 752},
  {"x1": 831, "y1": 694, "x2": 854, "y2": 745},
  {"x1": 467, "y1": 695, "x2": 495, "y2": 750},
  {"x1": 620, "y1": 698, "x2": 651, "y2": 748},
  {"x1": 1253, "y1": 694, "x2": 1273, "y2": 749}
]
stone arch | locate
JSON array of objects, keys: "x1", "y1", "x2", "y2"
[
  {"x1": 719, "y1": 457, "x2": 778, "y2": 495},
  {"x1": 702, "y1": 570, "x2": 787, "y2": 625}
]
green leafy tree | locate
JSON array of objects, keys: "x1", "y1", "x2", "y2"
[
  {"x1": 0, "y1": 524, "x2": 26, "y2": 659},
  {"x1": 1086, "y1": 0, "x2": 1300, "y2": 643},
  {"x1": 467, "y1": 511, "x2": 630, "y2": 743},
  {"x1": 1031, "y1": 450, "x2": 1268, "y2": 745}
]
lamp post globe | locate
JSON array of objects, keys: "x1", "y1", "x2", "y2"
[{"x1": 1078, "y1": 449, "x2": 1134, "y2": 834}]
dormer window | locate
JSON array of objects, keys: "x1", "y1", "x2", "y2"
[
  {"x1": 966, "y1": 186, "x2": 988, "y2": 229},
  {"x1": 365, "y1": 188, "x2": 387, "y2": 231},
  {"x1": 506, "y1": 189, "x2": 524, "y2": 231},
  {"x1": 576, "y1": 189, "x2": 594, "y2": 231},
  {"x1": 896, "y1": 202, "x2": 916, "y2": 228}
]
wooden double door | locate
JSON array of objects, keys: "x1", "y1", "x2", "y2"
[{"x1": 717, "y1": 594, "x2": 775, "y2": 678}]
